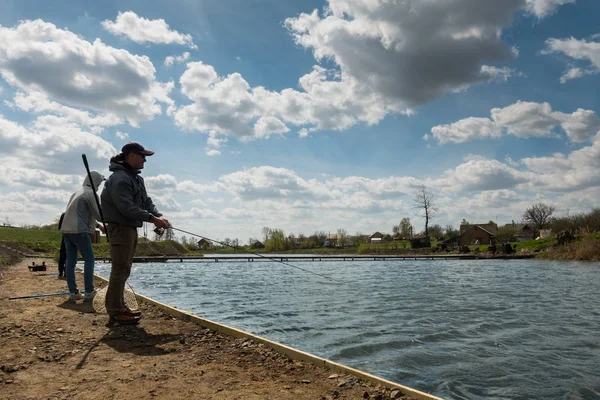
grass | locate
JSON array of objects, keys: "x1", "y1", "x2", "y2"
[
  {"x1": 2, "y1": 226, "x2": 599, "y2": 261},
  {"x1": 0, "y1": 226, "x2": 190, "y2": 258}
]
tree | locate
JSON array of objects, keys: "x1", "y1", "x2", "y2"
[
  {"x1": 523, "y1": 203, "x2": 555, "y2": 235},
  {"x1": 313, "y1": 230, "x2": 326, "y2": 246},
  {"x1": 2, "y1": 216, "x2": 13, "y2": 226},
  {"x1": 413, "y1": 185, "x2": 437, "y2": 238},
  {"x1": 428, "y1": 224, "x2": 444, "y2": 240},
  {"x1": 444, "y1": 225, "x2": 458, "y2": 239},
  {"x1": 398, "y1": 217, "x2": 413, "y2": 238},
  {"x1": 265, "y1": 229, "x2": 288, "y2": 251},
  {"x1": 262, "y1": 226, "x2": 271, "y2": 243},
  {"x1": 460, "y1": 218, "x2": 469, "y2": 226},
  {"x1": 336, "y1": 228, "x2": 347, "y2": 247}
]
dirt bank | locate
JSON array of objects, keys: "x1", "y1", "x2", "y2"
[{"x1": 0, "y1": 258, "x2": 415, "y2": 400}]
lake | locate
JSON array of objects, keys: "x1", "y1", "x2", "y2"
[{"x1": 95, "y1": 257, "x2": 600, "y2": 400}]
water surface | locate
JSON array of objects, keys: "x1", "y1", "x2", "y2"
[{"x1": 96, "y1": 258, "x2": 600, "y2": 399}]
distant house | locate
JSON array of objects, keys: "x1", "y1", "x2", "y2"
[
  {"x1": 392, "y1": 232, "x2": 404, "y2": 241},
  {"x1": 251, "y1": 240, "x2": 265, "y2": 249},
  {"x1": 410, "y1": 236, "x2": 431, "y2": 249},
  {"x1": 323, "y1": 233, "x2": 354, "y2": 248},
  {"x1": 501, "y1": 223, "x2": 536, "y2": 241},
  {"x1": 197, "y1": 238, "x2": 212, "y2": 250},
  {"x1": 444, "y1": 223, "x2": 498, "y2": 246},
  {"x1": 382, "y1": 234, "x2": 393, "y2": 242},
  {"x1": 369, "y1": 231, "x2": 384, "y2": 244},
  {"x1": 515, "y1": 224, "x2": 536, "y2": 241}
]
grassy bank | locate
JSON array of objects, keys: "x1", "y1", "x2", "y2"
[
  {"x1": 538, "y1": 234, "x2": 600, "y2": 261},
  {"x1": 2, "y1": 226, "x2": 599, "y2": 261},
  {"x1": 0, "y1": 226, "x2": 190, "y2": 259}
]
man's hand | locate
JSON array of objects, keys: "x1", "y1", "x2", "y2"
[
  {"x1": 151, "y1": 215, "x2": 169, "y2": 229},
  {"x1": 98, "y1": 224, "x2": 106, "y2": 234}
]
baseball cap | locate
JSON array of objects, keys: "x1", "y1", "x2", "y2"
[{"x1": 121, "y1": 142, "x2": 154, "y2": 156}]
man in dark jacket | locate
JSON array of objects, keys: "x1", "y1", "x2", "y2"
[{"x1": 101, "y1": 142, "x2": 169, "y2": 323}]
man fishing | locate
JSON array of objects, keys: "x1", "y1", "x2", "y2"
[{"x1": 101, "y1": 142, "x2": 169, "y2": 324}]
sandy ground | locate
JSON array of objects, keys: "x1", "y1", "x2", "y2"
[{"x1": 0, "y1": 258, "x2": 413, "y2": 400}]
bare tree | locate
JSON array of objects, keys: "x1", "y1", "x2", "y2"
[
  {"x1": 523, "y1": 203, "x2": 555, "y2": 235},
  {"x1": 413, "y1": 185, "x2": 437, "y2": 239},
  {"x1": 336, "y1": 228, "x2": 347, "y2": 247},
  {"x1": 3, "y1": 216, "x2": 13, "y2": 226},
  {"x1": 262, "y1": 226, "x2": 271, "y2": 243}
]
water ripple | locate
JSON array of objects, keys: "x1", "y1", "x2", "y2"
[{"x1": 96, "y1": 258, "x2": 600, "y2": 400}]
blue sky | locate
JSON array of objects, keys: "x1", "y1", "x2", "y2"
[{"x1": 0, "y1": 0, "x2": 599, "y2": 243}]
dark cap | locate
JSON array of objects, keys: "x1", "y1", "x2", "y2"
[{"x1": 121, "y1": 142, "x2": 154, "y2": 156}]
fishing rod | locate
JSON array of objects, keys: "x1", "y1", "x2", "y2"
[
  {"x1": 82, "y1": 154, "x2": 109, "y2": 243},
  {"x1": 169, "y1": 226, "x2": 342, "y2": 283},
  {"x1": 9, "y1": 291, "x2": 71, "y2": 300}
]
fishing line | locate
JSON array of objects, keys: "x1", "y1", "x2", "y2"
[{"x1": 169, "y1": 226, "x2": 343, "y2": 283}]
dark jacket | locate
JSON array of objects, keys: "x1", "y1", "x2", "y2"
[{"x1": 100, "y1": 155, "x2": 162, "y2": 227}]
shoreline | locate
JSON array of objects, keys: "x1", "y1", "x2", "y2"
[
  {"x1": 90, "y1": 253, "x2": 536, "y2": 264},
  {"x1": 0, "y1": 257, "x2": 440, "y2": 400}
]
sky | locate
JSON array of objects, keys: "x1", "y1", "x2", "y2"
[{"x1": 0, "y1": 0, "x2": 599, "y2": 244}]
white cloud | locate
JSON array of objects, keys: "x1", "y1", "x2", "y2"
[
  {"x1": 298, "y1": 128, "x2": 309, "y2": 138},
  {"x1": 172, "y1": 0, "x2": 575, "y2": 143},
  {"x1": 0, "y1": 164, "x2": 77, "y2": 189},
  {"x1": 189, "y1": 199, "x2": 207, "y2": 207},
  {"x1": 102, "y1": 11, "x2": 196, "y2": 48},
  {"x1": 431, "y1": 117, "x2": 502, "y2": 144},
  {"x1": 505, "y1": 156, "x2": 520, "y2": 167},
  {"x1": 12, "y1": 91, "x2": 121, "y2": 133},
  {"x1": 558, "y1": 67, "x2": 594, "y2": 83},
  {"x1": 207, "y1": 132, "x2": 227, "y2": 148},
  {"x1": 430, "y1": 101, "x2": 600, "y2": 144},
  {"x1": 172, "y1": 0, "x2": 571, "y2": 142},
  {"x1": 283, "y1": 0, "x2": 565, "y2": 110},
  {"x1": 217, "y1": 166, "x2": 334, "y2": 202},
  {"x1": 151, "y1": 195, "x2": 182, "y2": 212},
  {"x1": 164, "y1": 52, "x2": 191, "y2": 67},
  {"x1": 480, "y1": 65, "x2": 521, "y2": 82},
  {"x1": 438, "y1": 157, "x2": 529, "y2": 192},
  {"x1": 191, "y1": 207, "x2": 220, "y2": 219},
  {"x1": 253, "y1": 116, "x2": 289, "y2": 138},
  {"x1": 0, "y1": 114, "x2": 117, "y2": 175},
  {"x1": 0, "y1": 19, "x2": 173, "y2": 126},
  {"x1": 521, "y1": 133, "x2": 600, "y2": 191},
  {"x1": 221, "y1": 207, "x2": 256, "y2": 219},
  {"x1": 25, "y1": 188, "x2": 73, "y2": 205},
  {"x1": 205, "y1": 148, "x2": 221, "y2": 156},
  {"x1": 145, "y1": 174, "x2": 179, "y2": 190},
  {"x1": 544, "y1": 35, "x2": 600, "y2": 82},
  {"x1": 525, "y1": 0, "x2": 576, "y2": 18},
  {"x1": 173, "y1": 61, "x2": 410, "y2": 141},
  {"x1": 491, "y1": 101, "x2": 561, "y2": 137},
  {"x1": 115, "y1": 131, "x2": 129, "y2": 139}
]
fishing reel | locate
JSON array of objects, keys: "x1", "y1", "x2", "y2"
[{"x1": 153, "y1": 227, "x2": 165, "y2": 237}]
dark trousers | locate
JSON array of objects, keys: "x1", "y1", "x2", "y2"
[
  {"x1": 58, "y1": 237, "x2": 67, "y2": 276},
  {"x1": 105, "y1": 223, "x2": 138, "y2": 315}
]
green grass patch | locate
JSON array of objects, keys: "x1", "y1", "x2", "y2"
[
  {"x1": 512, "y1": 237, "x2": 556, "y2": 252},
  {"x1": 0, "y1": 226, "x2": 190, "y2": 258}
]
